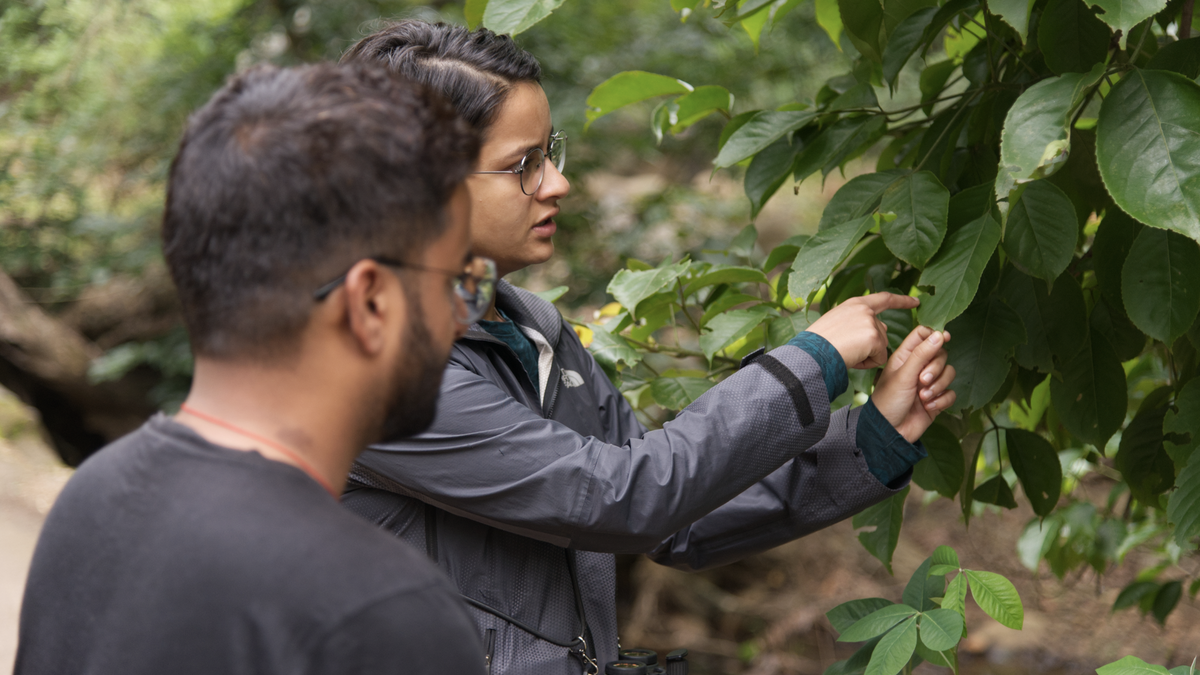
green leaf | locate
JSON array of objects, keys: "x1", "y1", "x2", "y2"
[
  {"x1": 1037, "y1": 0, "x2": 1112, "y2": 74},
  {"x1": 1092, "y1": 209, "x2": 1143, "y2": 314},
  {"x1": 995, "y1": 63, "x2": 1106, "y2": 204},
  {"x1": 1050, "y1": 328, "x2": 1127, "y2": 448},
  {"x1": 991, "y1": 0, "x2": 1036, "y2": 42},
  {"x1": 816, "y1": 0, "x2": 844, "y2": 48},
  {"x1": 931, "y1": 545, "x2": 960, "y2": 568},
  {"x1": 1017, "y1": 516, "x2": 1062, "y2": 570},
  {"x1": 1152, "y1": 579, "x2": 1183, "y2": 624},
  {"x1": 650, "y1": 376, "x2": 717, "y2": 410},
  {"x1": 1115, "y1": 386, "x2": 1176, "y2": 507},
  {"x1": 1096, "y1": 69, "x2": 1200, "y2": 241},
  {"x1": 531, "y1": 286, "x2": 569, "y2": 303},
  {"x1": 1164, "y1": 377, "x2": 1200, "y2": 470},
  {"x1": 882, "y1": 7, "x2": 939, "y2": 89},
  {"x1": 974, "y1": 475, "x2": 1018, "y2": 508},
  {"x1": 919, "y1": 60, "x2": 958, "y2": 116},
  {"x1": 482, "y1": 0, "x2": 565, "y2": 35},
  {"x1": 912, "y1": 423, "x2": 965, "y2": 498},
  {"x1": 819, "y1": 170, "x2": 907, "y2": 231},
  {"x1": 794, "y1": 116, "x2": 888, "y2": 182},
  {"x1": 1090, "y1": 298, "x2": 1147, "y2": 360},
  {"x1": 942, "y1": 297, "x2": 1027, "y2": 411},
  {"x1": 825, "y1": 637, "x2": 884, "y2": 675},
  {"x1": 1146, "y1": 37, "x2": 1200, "y2": 79},
  {"x1": 687, "y1": 265, "x2": 770, "y2": 294},
  {"x1": 765, "y1": 235, "x2": 809, "y2": 271},
  {"x1": 1002, "y1": 181, "x2": 1078, "y2": 283},
  {"x1": 789, "y1": 214, "x2": 877, "y2": 301},
  {"x1": 1097, "y1": 655, "x2": 1172, "y2": 675},
  {"x1": 585, "y1": 71, "x2": 692, "y2": 129},
  {"x1": 827, "y1": 598, "x2": 898, "y2": 633},
  {"x1": 879, "y1": 171, "x2": 950, "y2": 268},
  {"x1": 853, "y1": 487, "x2": 910, "y2": 574},
  {"x1": 465, "y1": 0, "x2": 488, "y2": 28},
  {"x1": 1085, "y1": 0, "x2": 1168, "y2": 48},
  {"x1": 746, "y1": 136, "x2": 798, "y2": 218},
  {"x1": 669, "y1": 85, "x2": 735, "y2": 133},
  {"x1": 903, "y1": 557, "x2": 944, "y2": 611},
  {"x1": 1121, "y1": 226, "x2": 1200, "y2": 344},
  {"x1": 965, "y1": 569, "x2": 1024, "y2": 629},
  {"x1": 714, "y1": 110, "x2": 817, "y2": 168},
  {"x1": 1005, "y1": 428, "x2": 1064, "y2": 516},
  {"x1": 700, "y1": 305, "x2": 775, "y2": 359},
  {"x1": 607, "y1": 261, "x2": 690, "y2": 319},
  {"x1": 839, "y1": 0, "x2": 886, "y2": 62},
  {"x1": 838, "y1": 603, "x2": 919, "y2": 642},
  {"x1": 917, "y1": 608, "x2": 964, "y2": 651},
  {"x1": 941, "y1": 572, "x2": 968, "y2": 614},
  {"x1": 1113, "y1": 580, "x2": 1161, "y2": 610},
  {"x1": 719, "y1": 111, "x2": 759, "y2": 153},
  {"x1": 919, "y1": 0, "x2": 980, "y2": 55},
  {"x1": 916, "y1": 212, "x2": 1002, "y2": 330},
  {"x1": 997, "y1": 268, "x2": 1088, "y2": 372},
  {"x1": 864, "y1": 616, "x2": 918, "y2": 675},
  {"x1": 588, "y1": 327, "x2": 642, "y2": 370}
]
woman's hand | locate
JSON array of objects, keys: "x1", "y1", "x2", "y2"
[
  {"x1": 871, "y1": 326, "x2": 957, "y2": 442},
  {"x1": 806, "y1": 293, "x2": 921, "y2": 369}
]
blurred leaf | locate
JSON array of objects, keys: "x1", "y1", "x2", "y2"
[
  {"x1": 1165, "y1": 377, "x2": 1200, "y2": 468},
  {"x1": 1115, "y1": 386, "x2": 1175, "y2": 507},
  {"x1": 700, "y1": 305, "x2": 775, "y2": 359},
  {"x1": 853, "y1": 486, "x2": 910, "y2": 574},
  {"x1": 669, "y1": 85, "x2": 734, "y2": 132},
  {"x1": 916, "y1": 212, "x2": 1002, "y2": 330},
  {"x1": 789, "y1": 214, "x2": 876, "y2": 301},
  {"x1": 912, "y1": 423, "x2": 965, "y2": 498},
  {"x1": 1038, "y1": 0, "x2": 1112, "y2": 74},
  {"x1": 1097, "y1": 655, "x2": 1172, "y2": 675},
  {"x1": 746, "y1": 136, "x2": 798, "y2": 218},
  {"x1": 943, "y1": 297, "x2": 1026, "y2": 412},
  {"x1": 997, "y1": 268, "x2": 1087, "y2": 372},
  {"x1": 764, "y1": 234, "x2": 810, "y2": 271},
  {"x1": 965, "y1": 570, "x2": 1024, "y2": 629},
  {"x1": 919, "y1": 60, "x2": 957, "y2": 115},
  {"x1": 482, "y1": 0, "x2": 566, "y2": 35},
  {"x1": 715, "y1": 110, "x2": 817, "y2": 168},
  {"x1": 1146, "y1": 37, "x2": 1200, "y2": 78},
  {"x1": 974, "y1": 475, "x2": 1018, "y2": 508},
  {"x1": 879, "y1": 171, "x2": 949, "y2": 268},
  {"x1": 1152, "y1": 579, "x2": 1182, "y2": 624},
  {"x1": 1085, "y1": 0, "x2": 1168, "y2": 47},
  {"x1": 767, "y1": 312, "x2": 813, "y2": 346},
  {"x1": 1018, "y1": 515, "x2": 1063, "y2": 570},
  {"x1": 1006, "y1": 428, "x2": 1063, "y2": 516},
  {"x1": 816, "y1": 0, "x2": 844, "y2": 48},
  {"x1": 1121, "y1": 227, "x2": 1200, "y2": 344},
  {"x1": 991, "y1": 0, "x2": 1036, "y2": 42},
  {"x1": 838, "y1": 0, "x2": 886, "y2": 61},
  {"x1": 585, "y1": 71, "x2": 692, "y2": 128},
  {"x1": 588, "y1": 327, "x2": 642, "y2": 369},
  {"x1": 465, "y1": 0, "x2": 489, "y2": 28},
  {"x1": 882, "y1": 7, "x2": 939, "y2": 89},
  {"x1": 531, "y1": 285, "x2": 569, "y2": 302},
  {"x1": 701, "y1": 293, "x2": 762, "y2": 326},
  {"x1": 687, "y1": 265, "x2": 769, "y2": 294},
  {"x1": 794, "y1": 116, "x2": 888, "y2": 182},
  {"x1": 1091, "y1": 209, "x2": 1143, "y2": 314},
  {"x1": 607, "y1": 261, "x2": 690, "y2": 318},
  {"x1": 1096, "y1": 69, "x2": 1200, "y2": 241},
  {"x1": 818, "y1": 170, "x2": 906, "y2": 231},
  {"x1": 650, "y1": 376, "x2": 717, "y2": 410},
  {"x1": 1050, "y1": 329, "x2": 1127, "y2": 448}
]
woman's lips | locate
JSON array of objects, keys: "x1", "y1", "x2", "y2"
[{"x1": 532, "y1": 216, "x2": 557, "y2": 237}]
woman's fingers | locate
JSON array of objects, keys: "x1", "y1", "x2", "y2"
[{"x1": 921, "y1": 365, "x2": 956, "y2": 402}]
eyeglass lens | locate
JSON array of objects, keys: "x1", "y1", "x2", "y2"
[
  {"x1": 518, "y1": 133, "x2": 567, "y2": 196},
  {"x1": 453, "y1": 257, "x2": 497, "y2": 324}
]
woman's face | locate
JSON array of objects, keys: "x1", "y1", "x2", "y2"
[{"x1": 466, "y1": 82, "x2": 570, "y2": 278}]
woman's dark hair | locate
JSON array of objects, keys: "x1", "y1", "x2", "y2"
[
  {"x1": 341, "y1": 20, "x2": 542, "y2": 133},
  {"x1": 162, "y1": 62, "x2": 478, "y2": 359}
]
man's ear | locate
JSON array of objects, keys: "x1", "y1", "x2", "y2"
[{"x1": 342, "y1": 261, "x2": 406, "y2": 357}]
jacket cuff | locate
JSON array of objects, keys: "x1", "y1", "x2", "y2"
[
  {"x1": 856, "y1": 398, "x2": 927, "y2": 487},
  {"x1": 787, "y1": 331, "x2": 848, "y2": 401}
]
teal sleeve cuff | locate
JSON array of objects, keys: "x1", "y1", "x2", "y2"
[
  {"x1": 856, "y1": 398, "x2": 928, "y2": 487},
  {"x1": 787, "y1": 331, "x2": 848, "y2": 401}
]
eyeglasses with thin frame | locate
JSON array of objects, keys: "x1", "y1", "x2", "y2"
[
  {"x1": 312, "y1": 255, "x2": 497, "y2": 326},
  {"x1": 473, "y1": 130, "x2": 566, "y2": 196}
]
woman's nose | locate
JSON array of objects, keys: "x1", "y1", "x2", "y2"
[{"x1": 537, "y1": 160, "x2": 570, "y2": 200}]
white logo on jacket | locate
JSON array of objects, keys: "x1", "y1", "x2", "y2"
[{"x1": 561, "y1": 369, "x2": 585, "y2": 388}]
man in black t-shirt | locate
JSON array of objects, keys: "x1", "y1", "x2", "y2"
[{"x1": 17, "y1": 63, "x2": 490, "y2": 674}]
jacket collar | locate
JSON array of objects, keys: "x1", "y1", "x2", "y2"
[{"x1": 461, "y1": 280, "x2": 563, "y2": 346}]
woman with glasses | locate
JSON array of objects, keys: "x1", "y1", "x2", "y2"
[{"x1": 340, "y1": 21, "x2": 955, "y2": 675}]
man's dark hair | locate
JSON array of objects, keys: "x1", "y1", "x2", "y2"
[
  {"x1": 162, "y1": 62, "x2": 478, "y2": 358},
  {"x1": 340, "y1": 21, "x2": 542, "y2": 133}
]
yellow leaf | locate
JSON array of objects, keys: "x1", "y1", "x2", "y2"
[
  {"x1": 574, "y1": 325, "x2": 595, "y2": 348},
  {"x1": 599, "y1": 302, "x2": 623, "y2": 317}
]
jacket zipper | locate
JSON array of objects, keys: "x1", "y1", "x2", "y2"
[{"x1": 484, "y1": 628, "x2": 496, "y2": 674}]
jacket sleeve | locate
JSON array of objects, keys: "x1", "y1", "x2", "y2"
[
  {"x1": 645, "y1": 404, "x2": 909, "y2": 571},
  {"x1": 357, "y1": 344, "x2": 838, "y2": 553}
]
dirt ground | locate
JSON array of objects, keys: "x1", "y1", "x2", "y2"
[{"x1": 2, "y1": 384, "x2": 1198, "y2": 675}]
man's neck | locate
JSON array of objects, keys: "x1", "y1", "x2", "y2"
[{"x1": 174, "y1": 358, "x2": 372, "y2": 497}]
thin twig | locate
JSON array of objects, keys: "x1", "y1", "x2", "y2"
[{"x1": 913, "y1": 89, "x2": 981, "y2": 172}]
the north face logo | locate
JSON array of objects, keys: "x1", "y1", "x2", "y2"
[{"x1": 561, "y1": 369, "x2": 584, "y2": 388}]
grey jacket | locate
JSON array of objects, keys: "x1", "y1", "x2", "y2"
[{"x1": 343, "y1": 281, "x2": 904, "y2": 674}]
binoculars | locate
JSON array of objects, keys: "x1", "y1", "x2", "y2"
[{"x1": 604, "y1": 648, "x2": 687, "y2": 675}]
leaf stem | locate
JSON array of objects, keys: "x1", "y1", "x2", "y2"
[
  {"x1": 913, "y1": 89, "x2": 982, "y2": 172},
  {"x1": 677, "y1": 279, "x2": 704, "y2": 334}
]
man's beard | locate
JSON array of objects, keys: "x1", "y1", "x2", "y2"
[{"x1": 378, "y1": 298, "x2": 451, "y2": 441}]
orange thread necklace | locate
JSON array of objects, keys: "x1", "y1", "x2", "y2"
[{"x1": 179, "y1": 403, "x2": 338, "y2": 499}]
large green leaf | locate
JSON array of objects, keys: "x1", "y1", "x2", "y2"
[
  {"x1": 1116, "y1": 387, "x2": 1176, "y2": 507},
  {"x1": 853, "y1": 487, "x2": 910, "y2": 574},
  {"x1": 916, "y1": 212, "x2": 1002, "y2": 330},
  {"x1": 1096, "y1": 655, "x2": 1172, "y2": 675},
  {"x1": 827, "y1": 597, "x2": 897, "y2": 633},
  {"x1": 974, "y1": 474, "x2": 1018, "y2": 508},
  {"x1": 699, "y1": 305, "x2": 775, "y2": 360},
  {"x1": 465, "y1": 0, "x2": 488, "y2": 28},
  {"x1": 995, "y1": 63, "x2": 1106, "y2": 204},
  {"x1": 1146, "y1": 37, "x2": 1200, "y2": 79},
  {"x1": 819, "y1": 170, "x2": 907, "y2": 231},
  {"x1": 1037, "y1": 0, "x2": 1111, "y2": 74},
  {"x1": 902, "y1": 557, "x2": 944, "y2": 611},
  {"x1": 482, "y1": 0, "x2": 564, "y2": 35},
  {"x1": 714, "y1": 110, "x2": 817, "y2": 168},
  {"x1": 1050, "y1": 328, "x2": 1127, "y2": 447},
  {"x1": 919, "y1": 60, "x2": 958, "y2": 115},
  {"x1": 687, "y1": 265, "x2": 770, "y2": 294},
  {"x1": 1164, "y1": 377, "x2": 1200, "y2": 469},
  {"x1": 793, "y1": 116, "x2": 888, "y2": 182},
  {"x1": 917, "y1": 608, "x2": 964, "y2": 651},
  {"x1": 991, "y1": 0, "x2": 1036, "y2": 42},
  {"x1": 788, "y1": 214, "x2": 876, "y2": 301},
  {"x1": 1168, "y1": 450, "x2": 1200, "y2": 546},
  {"x1": 668, "y1": 85, "x2": 735, "y2": 134},
  {"x1": 997, "y1": 268, "x2": 1087, "y2": 371},
  {"x1": 1085, "y1": 0, "x2": 1168, "y2": 48},
  {"x1": 607, "y1": 261, "x2": 690, "y2": 318},
  {"x1": 1121, "y1": 227, "x2": 1200, "y2": 344},
  {"x1": 1096, "y1": 69, "x2": 1200, "y2": 241},
  {"x1": 1005, "y1": 428, "x2": 1063, "y2": 516},
  {"x1": 839, "y1": 0, "x2": 886, "y2": 62},
  {"x1": 1017, "y1": 515, "x2": 1063, "y2": 570},
  {"x1": 1090, "y1": 298, "x2": 1147, "y2": 360},
  {"x1": 838, "y1": 603, "x2": 919, "y2": 642},
  {"x1": 865, "y1": 616, "x2": 918, "y2": 675},
  {"x1": 746, "y1": 137, "x2": 797, "y2": 219},
  {"x1": 881, "y1": 7, "x2": 939, "y2": 89},
  {"x1": 585, "y1": 71, "x2": 692, "y2": 128},
  {"x1": 941, "y1": 571, "x2": 968, "y2": 614},
  {"x1": 650, "y1": 376, "x2": 716, "y2": 410},
  {"x1": 965, "y1": 570, "x2": 1024, "y2": 629},
  {"x1": 588, "y1": 327, "x2": 642, "y2": 370},
  {"x1": 1151, "y1": 580, "x2": 1182, "y2": 624},
  {"x1": 912, "y1": 423, "x2": 965, "y2": 498},
  {"x1": 1091, "y1": 209, "x2": 1143, "y2": 314},
  {"x1": 879, "y1": 171, "x2": 949, "y2": 268},
  {"x1": 817, "y1": 0, "x2": 845, "y2": 48},
  {"x1": 1002, "y1": 180, "x2": 1078, "y2": 283},
  {"x1": 943, "y1": 297, "x2": 1027, "y2": 412}
]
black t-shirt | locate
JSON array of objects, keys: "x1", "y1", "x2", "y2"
[{"x1": 16, "y1": 414, "x2": 485, "y2": 675}]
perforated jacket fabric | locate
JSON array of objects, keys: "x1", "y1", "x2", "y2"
[{"x1": 342, "y1": 281, "x2": 907, "y2": 675}]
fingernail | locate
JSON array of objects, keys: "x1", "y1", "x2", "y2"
[
  {"x1": 922, "y1": 372, "x2": 933, "y2": 383},
  {"x1": 928, "y1": 332, "x2": 942, "y2": 346}
]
